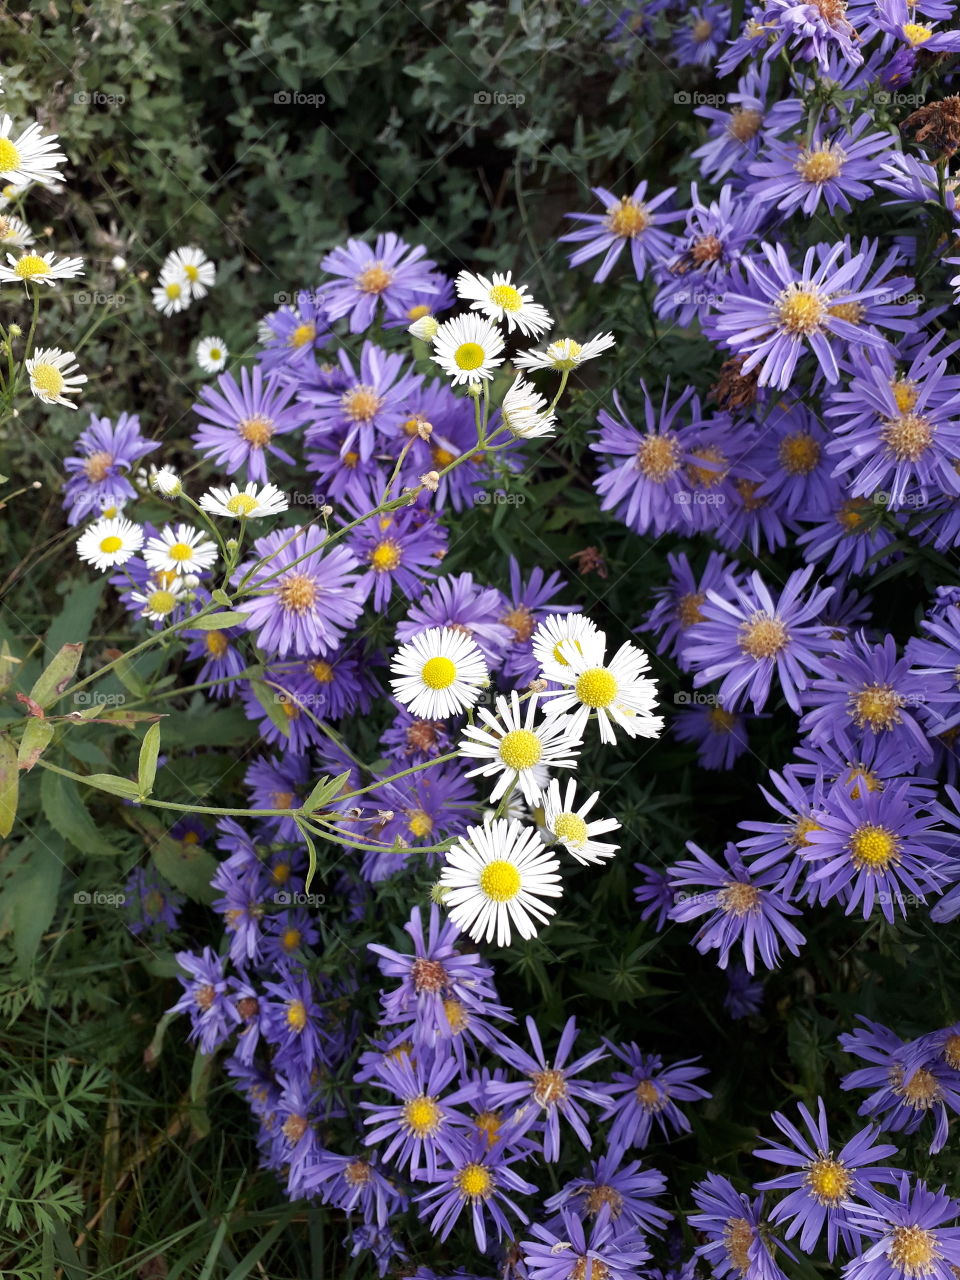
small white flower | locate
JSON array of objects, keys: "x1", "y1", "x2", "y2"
[
  {"x1": 390, "y1": 626, "x2": 489, "y2": 719},
  {"x1": 0, "y1": 250, "x2": 84, "y2": 287},
  {"x1": 131, "y1": 577, "x2": 185, "y2": 621},
  {"x1": 0, "y1": 116, "x2": 67, "y2": 187},
  {"x1": 408, "y1": 314, "x2": 439, "y2": 341},
  {"x1": 150, "y1": 467, "x2": 183, "y2": 498},
  {"x1": 514, "y1": 333, "x2": 616, "y2": 372},
  {"x1": 542, "y1": 778, "x2": 621, "y2": 865},
  {"x1": 541, "y1": 630, "x2": 663, "y2": 746},
  {"x1": 111, "y1": 254, "x2": 127, "y2": 271},
  {"x1": 199, "y1": 481, "x2": 289, "y2": 519},
  {"x1": 431, "y1": 312, "x2": 505, "y2": 385},
  {"x1": 455, "y1": 269, "x2": 553, "y2": 337},
  {"x1": 196, "y1": 335, "x2": 228, "y2": 373},
  {"x1": 76, "y1": 515, "x2": 144, "y2": 572},
  {"x1": 26, "y1": 347, "x2": 86, "y2": 408},
  {"x1": 500, "y1": 373, "x2": 557, "y2": 439},
  {"x1": 459, "y1": 690, "x2": 580, "y2": 805},
  {"x1": 143, "y1": 523, "x2": 218, "y2": 575},
  {"x1": 0, "y1": 213, "x2": 33, "y2": 247},
  {"x1": 440, "y1": 818, "x2": 562, "y2": 946},
  {"x1": 162, "y1": 245, "x2": 216, "y2": 299},
  {"x1": 152, "y1": 270, "x2": 190, "y2": 316},
  {"x1": 532, "y1": 612, "x2": 602, "y2": 678}
]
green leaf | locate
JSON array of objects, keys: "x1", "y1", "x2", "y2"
[
  {"x1": 137, "y1": 723, "x2": 161, "y2": 797},
  {"x1": 17, "y1": 718, "x2": 54, "y2": 772},
  {"x1": 211, "y1": 589, "x2": 231, "y2": 606},
  {"x1": 0, "y1": 736, "x2": 17, "y2": 837},
  {"x1": 46, "y1": 579, "x2": 104, "y2": 657},
  {"x1": 79, "y1": 772, "x2": 141, "y2": 801},
  {"x1": 111, "y1": 655, "x2": 151, "y2": 698},
  {"x1": 40, "y1": 770, "x2": 122, "y2": 856},
  {"x1": 8, "y1": 829, "x2": 64, "y2": 970},
  {"x1": 295, "y1": 816, "x2": 320, "y2": 892},
  {"x1": 303, "y1": 769, "x2": 350, "y2": 813},
  {"x1": 150, "y1": 830, "x2": 217, "y2": 904},
  {"x1": 188, "y1": 1045, "x2": 214, "y2": 1139},
  {"x1": 29, "y1": 642, "x2": 84, "y2": 710},
  {"x1": 188, "y1": 611, "x2": 248, "y2": 629},
  {"x1": 248, "y1": 678, "x2": 289, "y2": 739},
  {"x1": 0, "y1": 641, "x2": 20, "y2": 694}
]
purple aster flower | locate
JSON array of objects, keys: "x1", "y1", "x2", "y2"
[
  {"x1": 634, "y1": 863, "x2": 675, "y2": 930},
  {"x1": 234, "y1": 526, "x2": 363, "y2": 658},
  {"x1": 302, "y1": 1150, "x2": 405, "y2": 1226},
  {"x1": 689, "y1": 1173, "x2": 791, "y2": 1280},
  {"x1": 602, "y1": 1043, "x2": 710, "y2": 1150},
  {"x1": 244, "y1": 751, "x2": 310, "y2": 843},
  {"x1": 644, "y1": 551, "x2": 738, "y2": 669},
  {"x1": 725, "y1": 964, "x2": 764, "y2": 1019},
  {"x1": 749, "y1": 115, "x2": 893, "y2": 218},
  {"x1": 257, "y1": 289, "x2": 332, "y2": 374},
  {"x1": 499, "y1": 556, "x2": 577, "y2": 686},
  {"x1": 673, "y1": 2, "x2": 730, "y2": 66},
  {"x1": 381, "y1": 269, "x2": 456, "y2": 328},
  {"x1": 751, "y1": 400, "x2": 834, "y2": 519},
  {"x1": 711, "y1": 242, "x2": 902, "y2": 390},
  {"x1": 63, "y1": 411, "x2": 157, "y2": 525},
  {"x1": 123, "y1": 865, "x2": 184, "y2": 935},
  {"x1": 261, "y1": 971, "x2": 327, "y2": 1074},
  {"x1": 673, "y1": 701, "x2": 752, "y2": 770},
  {"x1": 192, "y1": 365, "x2": 310, "y2": 482},
  {"x1": 258, "y1": 906, "x2": 319, "y2": 970},
  {"x1": 170, "y1": 947, "x2": 240, "y2": 1054},
  {"x1": 681, "y1": 565, "x2": 835, "y2": 714},
  {"x1": 305, "y1": 428, "x2": 388, "y2": 507},
  {"x1": 239, "y1": 669, "x2": 326, "y2": 754},
  {"x1": 753, "y1": 1097, "x2": 899, "y2": 1259},
  {"x1": 395, "y1": 571, "x2": 511, "y2": 668},
  {"x1": 844, "y1": 1175, "x2": 960, "y2": 1280},
  {"x1": 346, "y1": 500, "x2": 446, "y2": 609},
  {"x1": 792, "y1": 727, "x2": 931, "y2": 802},
  {"x1": 267, "y1": 1070, "x2": 326, "y2": 1197},
  {"x1": 545, "y1": 1150, "x2": 672, "y2": 1234},
  {"x1": 360, "y1": 762, "x2": 476, "y2": 878},
  {"x1": 183, "y1": 623, "x2": 247, "y2": 698},
  {"x1": 522, "y1": 1206, "x2": 651, "y2": 1280},
  {"x1": 487, "y1": 1017, "x2": 607, "y2": 1161},
  {"x1": 908, "y1": 604, "x2": 960, "y2": 735},
  {"x1": 380, "y1": 701, "x2": 458, "y2": 765},
  {"x1": 320, "y1": 233, "x2": 439, "y2": 332},
  {"x1": 797, "y1": 489, "x2": 901, "y2": 578},
  {"x1": 802, "y1": 778, "x2": 949, "y2": 922},
  {"x1": 873, "y1": 0, "x2": 960, "y2": 53},
  {"x1": 560, "y1": 180, "x2": 683, "y2": 283},
  {"x1": 277, "y1": 645, "x2": 380, "y2": 725},
  {"x1": 737, "y1": 765, "x2": 829, "y2": 894},
  {"x1": 361, "y1": 1047, "x2": 475, "y2": 1177},
  {"x1": 753, "y1": 0, "x2": 862, "y2": 72},
  {"x1": 415, "y1": 1132, "x2": 537, "y2": 1251},
  {"x1": 345, "y1": 1225, "x2": 407, "y2": 1278},
  {"x1": 692, "y1": 64, "x2": 804, "y2": 181},
  {"x1": 302, "y1": 340, "x2": 424, "y2": 462},
  {"x1": 669, "y1": 841, "x2": 805, "y2": 972},
  {"x1": 800, "y1": 632, "x2": 933, "y2": 766}
]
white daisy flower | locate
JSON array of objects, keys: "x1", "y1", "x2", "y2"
[
  {"x1": 540, "y1": 630, "x2": 663, "y2": 746},
  {"x1": 459, "y1": 690, "x2": 580, "y2": 806},
  {"x1": 196, "y1": 335, "x2": 228, "y2": 373},
  {"x1": 0, "y1": 213, "x2": 33, "y2": 247},
  {"x1": 0, "y1": 250, "x2": 84, "y2": 287},
  {"x1": 131, "y1": 577, "x2": 185, "y2": 622},
  {"x1": 532, "y1": 612, "x2": 602, "y2": 678},
  {"x1": 390, "y1": 626, "x2": 489, "y2": 719},
  {"x1": 76, "y1": 515, "x2": 144, "y2": 573},
  {"x1": 514, "y1": 332, "x2": 616, "y2": 372},
  {"x1": 408, "y1": 314, "x2": 439, "y2": 341},
  {"x1": 440, "y1": 818, "x2": 562, "y2": 946},
  {"x1": 0, "y1": 116, "x2": 67, "y2": 187},
  {"x1": 500, "y1": 373, "x2": 557, "y2": 439},
  {"x1": 150, "y1": 467, "x2": 183, "y2": 498},
  {"x1": 542, "y1": 778, "x2": 621, "y2": 866},
  {"x1": 431, "y1": 312, "x2": 505, "y2": 385},
  {"x1": 143, "y1": 523, "x2": 218, "y2": 576},
  {"x1": 26, "y1": 347, "x2": 87, "y2": 408},
  {"x1": 152, "y1": 272, "x2": 190, "y2": 316},
  {"x1": 455, "y1": 269, "x2": 553, "y2": 337},
  {"x1": 199, "y1": 481, "x2": 289, "y2": 519},
  {"x1": 162, "y1": 246, "x2": 216, "y2": 299}
]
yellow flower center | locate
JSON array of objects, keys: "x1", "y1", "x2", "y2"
[
  {"x1": 454, "y1": 341, "x2": 485, "y2": 371},
  {"x1": 739, "y1": 612, "x2": 789, "y2": 659},
  {"x1": 281, "y1": 927, "x2": 301, "y2": 952},
  {"x1": 554, "y1": 812, "x2": 589, "y2": 846},
  {"x1": 289, "y1": 322, "x2": 316, "y2": 348},
  {"x1": 775, "y1": 284, "x2": 827, "y2": 335},
  {"x1": 205, "y1": 631, "x2": 229, "y2": 657},
  {"x1": 677, "y1": 591, "x2": 707, "y2": 627},
  {"x1": 474, "y1": 1109, "x2": 502, "y2": 1146},
  {"x1": 370, "y1": 539, "x2": 402, "y2": 572},
  {"x1": 498, "y1": 728, "x2": 542, "y2": 771},
  {"x1": 849, "y1": 823, "x2": 899, "y2": 870},
  {"x1": 14, "y1": 254, "x2": 50, "y2": 279},
  {"x1": 728, "y1": 107, "x2": 763, "y2": 142},
  {"x1": 280, "y1": 698, "x2": 300, "y2": 720},
  {"x1": 341, "y1": 384, "x2": 383, "y2": 422},
  {"x1": 286, "y1": 999, "x2": 307, "y2": 1030},
  {"x1": 693, "y1": 16, "x2": 713, "y2": 39},
  {"x1": 571, "y1": 1261, "x2": 609, "y2": 1280},
  {"x1": 635, "y1": 1078, "x2": 667, "y2": 1110},
  {"x1": 278, "y1": 572, "x2": 318, "y2": 612},
  {"x1": 489, "y1": 283, "x2": 523, "y2": 311},
  {"x1": 892, "y1": 378, "x2": 919, "y2": 413},
  {"x1": 791, "y1": 815, "x2": 822, "y2": 847},
  {"x1": 432, "y1": 444, "x2": 457, "y2": 467},
  {"x1": 183, "y1": 263, "x2": 200, "y2": 282},
  {"x1": 894, "y1": 1065, "x2": 943, "y2": 1109},
  {"x1": 164, "y1": 281, "x2": 182, "y2": 300},
  {"x1": 881, "y1": 411, "x2": 934, "y2": 462},
  {"x1": 407, "y1": 808, "x2": 433, "y2": 838},
  {"x1": 421, "y1": 655, "x2": 456, "y2": 689},
  {"x1": 99, "y1": 535, "x2": 123, "y2": 554},
  {"x1": 636, "y1": 434, "x2": 681, "y2": 481},
  {"x1": 719, "y1": 881, "x2": 761, "y2": 915},
  {"x1": 0, "y1": 138, "x2": 21, "y2": 170},
  {"x1": 147, "y1": 590, "x2": 177, "y2": 615},
  {"x1": 804, "y1": 1156, "x2": 852, "y2": 1205},
  {"x1": 344, "y1": 1159, "x2": 371, "y2": 1185},
  {"x1": 356, "y1": 262, "x2": 393, "y2": 294},
  {"x1": 584, "y1": 1184, "x2": 625, "y2": 1217},
  {"x1": 797, "y1": 144, "x2": 846, "y2": 183},
  {"x1": 828, "y1": 298, "x2": 865, "y2": 325},
  {"x1": 889, "y1": 1225, "x2": 939, "y2": 1275},
  {"x1": 282, "y1": 1114, "x2": 308, "y2": 1142},
  {"x1": 686, "y1": 444, "x2": 729, "y2": 488},
  {"x1": 575, "y1": 666, "x2": 618, "y2": 708},
  {"x1": 238, "y1": 415, "x2": 275, "y2": 448},
  {"x1": 779, "y1": 431, "x2": 821, "y2": 474},
  {"x1": 407, "y1": 303, "x2": 430, "y2": 320},
  {"x1": 606, "y1": 197, "x2": 651, "y2": 238},
  {"x1": 310, "y1": 659, "x2": 334, "y2": 683},
  {"x1": 272, "y1": 790, "x2": 294, "y2": 810},
  {"x1": 443, "y1": 997, "x2": 469, "y2": 1032},
  {"x1": 531, "y1": 1067, "x2": 569, "y2": 1106},
  {"x1": 852, "y1": 684, "x2": 902, "y2": 732},
  {"x1": 903, "y1": 21, "x2": 933, "y2": 43},
  {"x1": 943, "y1": 1034, "x2": 960, "y2": 1069},
  {"x1": 708, "y1": 706, "x2": 738, "y2": 732},
  {"x1": 403, "y1": 1094, "x2": 441, "y2": 1135},
  {"x1": 83, "y1": 451, "x2": 114, "y2": 482},
  {"x1": 455, "y1": 1162, "x2": 494, "y2": 1198},
  {"x1": 478, "y1": 859, "x2": 522, "y2": 902},
  {"x1": 207, "y1": 347, "x2": 222, "y2": 361},
  {"x1": 547, "y1": 338, "x2": 583, "y2": 369},
  {"x1": 31, "y1": 363, "x2": 65, "y2": 397},
  {"x1": 724, "y1": 1217, "x2": 756, "y2": 1276},
  {"x1": 168, "y1": 541, "x2": 194, "y2": 562},
  {"x1": 226, "y1": 493, "x2": 259, "y2": 515}
]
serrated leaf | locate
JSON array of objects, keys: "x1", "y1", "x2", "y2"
[
  {"x1": 137, "y1": 722, "x2": 161, "y2": 797},
  {"x1": 17, "y1": 718, "x2": 54, "y2": 772},
  {"x1": 40, "y1": 770, "x2": 122, "y2": 856},
  {"x1": 303, "y1": 769, "x2": 350, "y2": 813},
  {"x1": 189, "y1": 611, "x2": 248, "y2": 630},
  {"x1": 29, "y1": 642, "x2": 84, "y2": 709}
]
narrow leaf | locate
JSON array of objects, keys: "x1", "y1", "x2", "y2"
[
  {"x1": 17, "y1": 718, "x2": 54, "y2": 772},
  {"x1": 29, "y1": 642, "x2": 84, "y2": 709},
  {"x1": 189, "y1": 611, "x2": 248, "y2": 630},
  {"x1": 303, "y1": 769, "x2": 350, "y2": 813},
  {"x1": 0, "y1": 736, "x2": 18, "y2": 837},
  {"x1": 137, "y1": 723, "x2": 161, "y2": 797}
]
